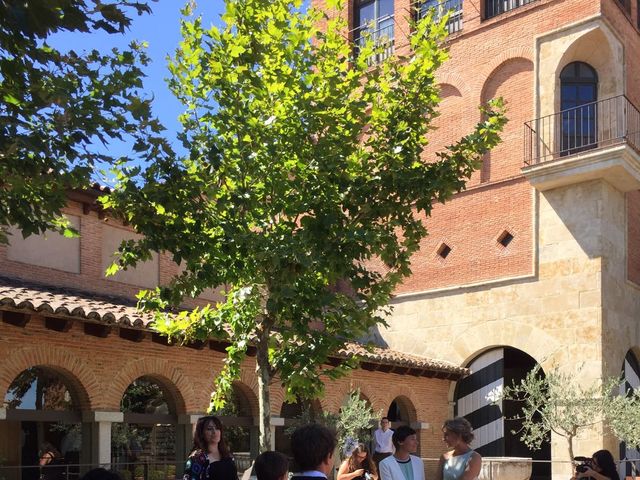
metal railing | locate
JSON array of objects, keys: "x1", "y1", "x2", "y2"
[
  {"x1": 0, "y1": 462, "x2": 177, "y2": 480},
  {"x1": 524, "y1": 94, "x2": 640, "y2": 166},
  {"x1": 0, "y1": 457, "x2": 256, "y2": 480},
  {"x1": 353, "y1": 17, "x2": 395, "y2": 64},
  {"x1": 485, "y1": 0, "x2": 536, "y2": 19},
  {"x1": 416, "y1": 0, "x2": 464, "y2": 34}
]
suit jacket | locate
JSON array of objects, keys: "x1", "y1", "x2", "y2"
[{"x1": 379, "y1": 455, "x2": 425, "y2": 480}]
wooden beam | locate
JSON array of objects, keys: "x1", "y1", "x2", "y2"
[
  {"x1": 186, "y1": 340, "x2": 206, "y2": 350},
  {"x1": 152, "y1": 332, "x2": 172, "y2": 346},
  {"x1": 360, "y1": 362, "x2": 379, "y2": 372},
  {"x1": 119, "y1": 328, "x2": 146, "y2": 342},
  {"x1": 1, "y1": 311, "x2": 30, "y2": 327},
  {"x1": 6, "y1": 409, "x2": 81, "y2": 423},
  {"x1": 209, "y1": 340, "x2": 229, "y2": 353},
  {"x1": 45, "y1": 316, "x2": 73, "y2": 332},
  {"x1": 84, "y1": 322, "x2": 111, "y2": 338}
]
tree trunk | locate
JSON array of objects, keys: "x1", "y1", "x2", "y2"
[
  {"x1": 256, "y1": 325, "x2": 272, "y2": 452},
  {"x1": 568, "y1": 435, "x2": 575, "y2": 462}
]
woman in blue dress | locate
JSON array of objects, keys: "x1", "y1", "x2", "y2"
[{"x1": 435, "y1": 418, "x2": 482, "y2": 480}]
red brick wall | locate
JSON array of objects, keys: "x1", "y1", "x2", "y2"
[
  {"x1": 0, "y1": 316, "x2": 452, "y2": 468},
  {"x1": 397, "y1": 177, "x2": 532, "y2": 294}
]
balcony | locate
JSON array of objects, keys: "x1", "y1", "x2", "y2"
[
  {"x1": 353, "y1": 16, "x2": 395, "y2": 64},
  {"x1": 416, "y1": 0, "x2": 464, "y2": 34},
  {"x1": 485, "y1": 0, "x2": 536, "y2": 19},
  {"x1": 522, "y1": 95, "x2": 640, "y2": 192}
]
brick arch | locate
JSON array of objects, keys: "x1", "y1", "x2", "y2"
[
  {"x1": 481, "y1": 56, "x2": 534, "y2": 104},
  {"x1": 0, "y1": 346, "x2": 97, "y2": 411},
  {"x1": 109, "y1": 358, "x2": 193, "y2": 413},
  {"x1": 381, "y1": 385, "x2": 419, "y2": 423},
  {"x1": 231, "y1": 381, "x2": 259, "y2": 419},
  {"x1": 479, "y1": 56, "x2": 534, "y2": 182},
  {"x1": 436, "y1": 71, "x2": 472, "y2": 98},
  {"x1": 337, "y1": 380, "x2": 384, "y2": 414},
  {"x1": 439, "y1": 83, "x2": 462, "y2": 100},
  {"x1": 479, "y1": 46, "x2": 534, "y2": 96}
]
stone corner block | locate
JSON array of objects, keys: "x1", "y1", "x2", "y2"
[
  {"x1": 179, "y1": 414, "x2": 205, "y2": 425},
  {"x1": 82, "y1": 411, "x2": 124, "y2": 423},
  {"x1": 411, "y1": 421, "x2": 430, "y2": 430},
  {"x1": 270, "y1": 416, "x2": 285, "y2": 427}
]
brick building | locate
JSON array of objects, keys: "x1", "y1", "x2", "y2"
[
  {"x1": 0, "y1": 193, "x2": 467, "y2": 480},
  {"x1": 310, "y1": 0, "x2": 640, "y2": 477}
]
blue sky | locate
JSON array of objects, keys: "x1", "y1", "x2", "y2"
[{"x1": 51, "y1": 1, "x2": 228, "y2": 159}]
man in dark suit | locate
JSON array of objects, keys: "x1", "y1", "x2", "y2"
[{"x1": 290, "y1": 424, "x2": 337, "y2": 480}]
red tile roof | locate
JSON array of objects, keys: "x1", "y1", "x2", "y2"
[{"x1": 0, "y1": 276, "x2": 468, "y2": 378}]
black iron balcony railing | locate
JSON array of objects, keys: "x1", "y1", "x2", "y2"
[
  {"x1": 354, "y1": 16, "x2": 395, "y2": 64},
  {"x1": 416, "y1": 0, "x2": 464, "y2": 34},
  {"x1": 485, "y1": 0, "x2": 536, "y2": 19},
  {"x1": 524, "y1": 94, "x2": 640, "y2": 166}
]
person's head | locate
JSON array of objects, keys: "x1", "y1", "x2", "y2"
[
  {"x1": 591, "y1": 450, "x2": 620, "y2": 480},
  {"x1": 255, "y1": 451, "x2": 289, "y2": 480},
  {"x1": 392, "y1": 426, "x2": 418, "y2": 454},
  {"x1": 442, "y1": 417, "x2": 474, "y2": 448},
  {"x1": 193, "y1": 415, "x2": 231, "y2": 458},
  {"x1": 80, "y1": 469, "x2": 123, "y2": 480},
  {"x1": 290, "y1": 423, "x2": 336, "y2": 474},
  {"x1": 39, "y1": 442, "x2": 60, "y2": 458},
  {"x1": 380, "y1": 417, "x2": 390, "y2": 431},
  {"x1": 348, "y1": 444, "x2": 377, "y2": 476}
]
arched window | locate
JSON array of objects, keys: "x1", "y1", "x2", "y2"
[
  {"x1": 560, "y1": 61, "x2": 598, "y2": 155},
  {"x1": 354, "y1": 0, "x2": 394, "y2": 62},
  {"x1": 113, "y1": 377, "x2": 177, "y2": 469},
  {"x1": 4, "y1": 367, "x2": 83, "y2": 480}
]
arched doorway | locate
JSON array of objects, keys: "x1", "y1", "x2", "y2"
[
  {"x1": 211, "y1": 382, "x2": 258, "y2": 466},
  {"x1": 275, "y1": 399, "x2": 322, "y2": 457},
  {"x1": 454, "y1": 347, "x2": 551, "y2": 480},
  {"x1": 619, "y1": 350, "x2": 640, "y2": 478},
  {"x1": 2, "y1": 367, "x2": 84, "y2": 480},
  {"x1": 113, "y1": 376, "x2": 177, "y2": 478},
  {"x1": 560, "y1": 61, "x2": 598, "y2": 155},
  {"x1": 386, "y1": 396, "x2": 416, "y2": 428}
]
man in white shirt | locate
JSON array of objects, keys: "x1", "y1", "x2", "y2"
[
  {"x1": 373, "y1": 417, "x2": 394, "y2": 467},
  {"x1": 378, "y1": 426, "x2": 424, "y2": 480}
]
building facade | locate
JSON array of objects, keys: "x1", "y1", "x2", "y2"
[
  {"x1": 0, "y1": 194, "x2": 466, "y2": 480},
  {"x1": 311, "y1": 0, "x2": 640, "y2": 477}
]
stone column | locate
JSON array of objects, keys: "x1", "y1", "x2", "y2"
[
  {"x1": 410, "y1": 422, "x2": 431, "y2": 462},
  {"x1": 81, "y1": 411, "x2": 124, "y2": 468},
  {"x1": 0, "y1": 407, "x2": 6, "y2": 420},
  {"x1": 269, "y1": 416, "x2": 285, "y2": 452}
]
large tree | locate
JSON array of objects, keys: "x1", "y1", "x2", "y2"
[
  {"x1": 0, "y1": 0, "x2": 168, "y2": 243},
  {"x1": 105, "y1": 0, "x2": 506, "y2": 450}
]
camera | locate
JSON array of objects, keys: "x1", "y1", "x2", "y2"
[
  {"x1": 574, "y1": 456, "x2": 593, "y2": 478},
  {"x1": 363, "y1": 471, "x2": 373, "y2": 480}
]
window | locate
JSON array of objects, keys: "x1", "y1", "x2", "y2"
[
  {"x1": 354, "y1": 0, "x2": 394, "y2": 62},
  {"x1": 484, "y1": 0, "x2": 535, "y2": 20},
  {"x1": 560, "y1": 62, "x2": 598, "y2": 156},
  {"x1": 417, "y1": 0, "x2": 463, "y2": 34}
]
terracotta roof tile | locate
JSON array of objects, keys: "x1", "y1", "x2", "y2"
[{"x1": 0, "y1": 276, "x2": 468, "y2": 378}]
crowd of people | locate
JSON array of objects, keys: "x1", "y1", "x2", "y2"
[{"x1": 72, "y1": 415, "x2": 622, "y2": 480}]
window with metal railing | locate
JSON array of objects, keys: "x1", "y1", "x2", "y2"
[
  {"x1": 353, "y1": 0, "x2": 395, "y2": 63},
  {"x1": 484, "y1": 0, "x2": 535, "y2": 19},
  {"x1": 416, "y1": 0, "x2": 464, "y2": 34}
]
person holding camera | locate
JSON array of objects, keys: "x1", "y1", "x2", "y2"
[
  {"x1": 338, "y1": 444, "x2": 378, "y2": 480},
  {"x1": 571, "y1": 450, "x2": 620, "y2": 480}
]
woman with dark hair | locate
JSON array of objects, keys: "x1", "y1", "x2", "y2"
[
  {"x1": 572, "y1": 449, "x2": 620, "y2": 480},
  {"x1": 337, "y1": 444, "x2": 378, "y2": 480},
  {"x1": 39, "y1": 442, "x2": 65, "y2": 480},
  {"x1": 183, "y1": 416, "x2": 238, "y2": 480},
  {"x1": 435, "y1": 418, "x2": 481, "y2": 480}
]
